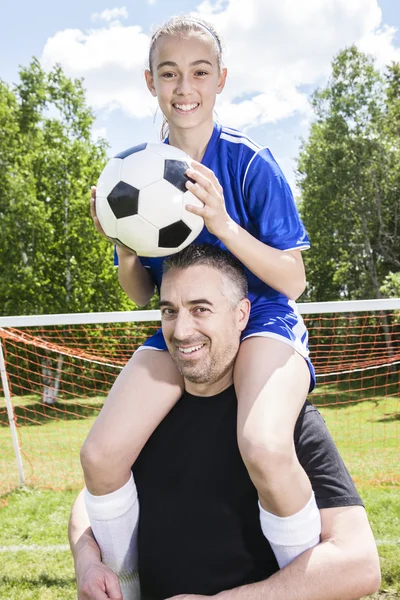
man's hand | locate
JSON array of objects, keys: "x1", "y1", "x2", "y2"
[
  {"x1": 76, "y1": 558, "x2": 122, "y2": 600},
  {"x1": 69, "y1": 490, "x2": 123, "y2": 600},
  {"x1": 165, "y1": 595, "x2": 209, "y2": 599}
]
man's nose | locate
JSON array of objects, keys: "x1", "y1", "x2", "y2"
[{"x1": 173, "y1": 310, "x2": 195, "y2": 340}]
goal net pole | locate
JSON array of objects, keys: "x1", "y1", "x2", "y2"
[{"x1": 0, "y1": 339, "x2": 25, "y2": 486}]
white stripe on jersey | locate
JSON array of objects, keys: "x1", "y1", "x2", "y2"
[
  {"x1": 283, "y1": 245, "x2": 311, "y2": 251},
  {"x1": 221, "y1": 126, "x2": 261, "y2": 149},
  {"x1": 220, "y1": 129, "x2": 264, "y2": 201},
  {"x1": 220, "y1": 131, "x2": 260, "y2": 153},
  {"x1": 241, "y1": 146, "x2": 271, "y2": 201}
]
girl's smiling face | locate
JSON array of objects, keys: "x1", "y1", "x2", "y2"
[{"x1": 145, "y1": 33, "x2": 227, "y2": 136}]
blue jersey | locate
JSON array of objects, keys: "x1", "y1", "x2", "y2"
[
  {"x1": 139, "y1": 123, "x2": 309, "y2": 311},
  {"x1": 117, "y1": 123, "x2": 314, "y2": 387}
]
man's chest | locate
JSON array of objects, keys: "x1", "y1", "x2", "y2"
[{"x1": 133, "y1": 394, "x2": 277, "y2": 599}]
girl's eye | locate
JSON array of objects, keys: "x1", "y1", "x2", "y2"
[{"x1": 161, "y1": 72, "x2": 175, "y2": 79}]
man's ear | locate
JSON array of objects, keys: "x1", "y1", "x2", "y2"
[
  {"x1": 237, "y1": 298, "x2": 251, "y2": 333},
  {"x1": 144, "y1": 69, "x2": 157, "y2": 97}
]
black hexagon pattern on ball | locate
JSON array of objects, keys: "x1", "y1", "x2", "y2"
[
  {"x1": 114, "y1": 142, "x2": 147, "y2": 159},
  {"x1": 159, "y1": 220, "x2": 192, "y2": 248},
  {"x1": 107, "y1": 182, "x2": 139, "y2": 219},
  {"x1": 164, "y1": 159, "x2": 194, "y2": 193}
]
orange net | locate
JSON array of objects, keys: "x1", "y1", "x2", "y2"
[{"x1": 0, "y1": 310, "x2": 399, "y2": 495}]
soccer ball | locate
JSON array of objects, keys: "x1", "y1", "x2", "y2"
[{"x1": 96, "y1": 143, "x2": 204, "y2": 257}]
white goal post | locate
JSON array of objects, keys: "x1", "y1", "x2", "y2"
[{"x1": 0, "y1": 298, "x2": 399, "y2": 328}]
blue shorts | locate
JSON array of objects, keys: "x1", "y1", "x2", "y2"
[{"x1": 139, "y1": 305, "x2": 316, "y2": 392}]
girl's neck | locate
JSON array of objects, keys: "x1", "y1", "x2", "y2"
[{"x1": 168, "y1": 120, "x2": 214, "y2": 162}]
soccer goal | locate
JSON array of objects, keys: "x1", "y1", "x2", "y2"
[{"x1": 1, "y1": 299, "x2": 399, "y2": 495}]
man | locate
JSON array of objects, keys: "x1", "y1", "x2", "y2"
[{"x1": 69, "y1": 244, "x2": 381, "y2": 600}]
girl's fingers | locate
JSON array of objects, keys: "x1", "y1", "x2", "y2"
[
  {"x1": 186, "y1": 169, "x2": 218, "y2": 197},
  {"x1": 90, "y1": 196, "x2": 97, "y2": 219},
  {"x1": 187, "y1": 164, "x2": 223, "y2": 195},
  {"x1": 185, "y1": 180, "x2": 209, "y2": 201},
  {"x1": 185, "y1": 202, "x2": 204, "y2": 216}
]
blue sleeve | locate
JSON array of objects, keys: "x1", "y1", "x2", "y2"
[
  {"x1": 243, "y1": 148, "x2": 310, "y2": 251},
  {"x1": 139, "y1": 256, "x2": 151, "y2": 269},
  {"x1": 114, "y1": 247, "x2": 151, "y2": 270}
]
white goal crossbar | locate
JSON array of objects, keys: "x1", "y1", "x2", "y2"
[{"x1": 0, "y1": 298, "x2": 399, "y2": 328}]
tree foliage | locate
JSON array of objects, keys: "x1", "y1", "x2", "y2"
[
  {"x1": 0, "y1": 59, "x2": 134, "y2": 315},
  {"x1": 297, "y1": 47, "x2": 400, "y2": 301}
]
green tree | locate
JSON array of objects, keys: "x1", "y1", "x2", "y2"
[
  {"x1": 297, "y1": 47, "x2": 400, "y2": 301},
  {"x1": 0, "y1": 59, "x2": 134, "y2": 315}
]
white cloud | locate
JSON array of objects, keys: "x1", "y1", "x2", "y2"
[
  {"x1": 91, "y1": 7, "x2": 128, "y2": 23},
  {"x1": 41, "y1": 24, "x2": 155, "y2": 119},
  {"x1": 193, "y1": 0, "x2": 396, "y2": 129},
  {"x1": 41, "y1": 0, "x2": 399, "y2": 132},
  {"x1": 359, "y1": 24, "x2": 400, "y2": 67},
  {"x1": 147, "y1": 0, "x2": 156, "y2": 4}
]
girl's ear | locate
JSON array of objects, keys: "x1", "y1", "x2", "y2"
[
  {"x1": 145, "y1": 69, "x2": 157, "y2": 97},
  {"x1": 217, "y1": 67, "x2": 228, "y2": 94}
]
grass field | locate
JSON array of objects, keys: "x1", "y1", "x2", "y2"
[{"x1": 1, "y1": 388, "x2": 399, "y2": 598}]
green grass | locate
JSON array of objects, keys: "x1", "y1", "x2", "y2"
[
  {"x1": 317, "y1": 396, "x2": 400, "y2": 485},
  {"x1": 0, "y1": 387, "x2": 399, "y2": 598},
  {"x1": 0, "y1": 395, "x2": 103, "y2": 493},
  {"x1": 0, "y1": 489, "x2": 77, "y2": 599}
]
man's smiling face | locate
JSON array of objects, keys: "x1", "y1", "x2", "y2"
[{"x1": 160, "y1": 264, "x2": 250, "y2": 396}]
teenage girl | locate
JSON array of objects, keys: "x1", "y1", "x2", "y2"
[{"x1": 83, "y1": 16, "x2": 320, "y2": 598}]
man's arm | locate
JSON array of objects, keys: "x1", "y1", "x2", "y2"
[
  {"x1": 169, "y1": 504, "x2": 380, "y2": 600},
  {"x1": 69, "y1": 490, "x2": 123, "y2": 600}
]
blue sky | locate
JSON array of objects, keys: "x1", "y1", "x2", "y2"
[{"x1": 1, "y1": 0, "x2": 399, "y2": 192}]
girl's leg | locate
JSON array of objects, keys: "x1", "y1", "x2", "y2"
[
  {"x1": 234, "y1": 336, "x2": 320, "y2": 568},
  {"x1": 81, "y1": 348, "x2": 183, "y2": 495},
  {"x1": 80, "y1": 349, "x2": 183, "y2": 599}
]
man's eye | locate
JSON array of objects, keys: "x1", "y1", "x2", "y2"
[
  {"x1": 161, "y1": 308, "x2": 176, "y2": 316},
  {"x1": 161, "y1": 72, "x2": 175, "y2": 78},
  {"x1": 193, "y1": 307, "x2": 209, "y2": 314},
  {"x1": 195, "y1": 71, "x2": 208, "y2": 76}
]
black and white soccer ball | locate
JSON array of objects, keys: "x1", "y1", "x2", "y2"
[{"x1": 96, "y1": 143, "x2": 204, "y2": 257}]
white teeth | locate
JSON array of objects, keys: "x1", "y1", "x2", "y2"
[
  {"x1": 174, "y1": 103, "x2": 198, "y2": 111},
  {"x1": 178, "y1": 344, "x2": 204, "y2": 354}
]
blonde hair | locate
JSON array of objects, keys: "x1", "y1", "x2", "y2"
[{"x1": 148, "y1": 15, "x2": 224, "y2": 139}]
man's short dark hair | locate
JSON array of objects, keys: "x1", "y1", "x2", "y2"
[{"x1": 163, "y1": 244, "x2": 248, "y2": 306}]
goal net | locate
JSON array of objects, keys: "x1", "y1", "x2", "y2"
[{"x1": 1, "y1": 300, "x2": 399, "y2": 495}]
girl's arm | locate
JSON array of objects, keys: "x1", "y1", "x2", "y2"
[
  {"x1": 90, "y1": 189, "x2": 156, "y2": 306},
  {"x1": 219, "y1": 224, "x2": 306, "y2": 301},
  {"x1": 116, "y1": 246, "x2": 156, "y2": 306},
  {"x1": 185, "y1": 164, "x2": 306, "y2": 301}
]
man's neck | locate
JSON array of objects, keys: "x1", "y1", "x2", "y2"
[{"x1": 184, "y1": 371, "x2": 233, "y2": 397}]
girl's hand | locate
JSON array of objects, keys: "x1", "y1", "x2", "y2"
[
  {"x1": 90, "y1": 186, "x2": 136, "y2": 256},
  {"x1": 185, "y1": 161, "x2": 235, "y2": 239},
  {"x1": 90, "y1": 186, "x2": 108, "y2": 239}
]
